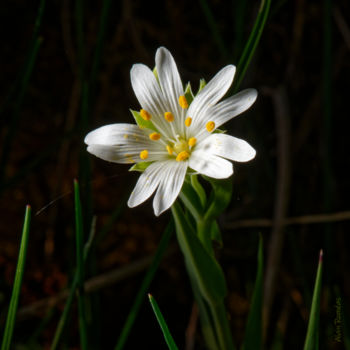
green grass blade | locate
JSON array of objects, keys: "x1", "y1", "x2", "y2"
[
  {"x1": 303, "y1": 250, "x2": 323, "y2": 350},
  {"x1": 148, "y1": 294, "x2": 179, "y2": 350},
  {"x1": 1, "y1": 205, "x2": 31, "y2": 350},
  {"x1": 74, "y1": 180, "x2": 89, "y2": 350},
  {"x1": 242, "y1": 235, "x2": 263, "y2": 350},
  {"x1": 233, "y1": 0, "x2": 271, "y2": 92},
  {"x1": 51, "y1": 216, "x2": 96, "y2": 350},
  {"x1": 114, "y1": 221, "x2": 174, "y2": 350}
]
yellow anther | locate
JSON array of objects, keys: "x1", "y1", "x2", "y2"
[
  {"x1": 206, "y1": 121, "x2": 215, "y2": 132},
  {"x1": 164, "y1": 112, "x2": 174, "y2": 122},
  {"x1": 140, "y1": 109, "x2": 151, "y2": 121},
  {"x1": 140, "y1": 150, "x2": 149, "y2": 160},
  {"x1": 185, "y1": 117, "x2": 192, "y2": 127},
  {"x1": 188, "y1": 137, "x2": 197, "y2": 147},
  {"x1": 166, "y1": 145, "x2": 173, "y2": 155},
  {"x1": 176, "y1": 151, "x2": 190, "y2": 162},
  {"x1": 123, "y1": 134, "x2": 128, "y2": 139},
  {"x1": 149, "y1": 132, "x2": 161, "y2": 141},
  {"x1": 178, "y1": 95, "x2": 188, "y2": 109}
]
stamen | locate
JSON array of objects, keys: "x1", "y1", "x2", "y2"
[
  {"x1": 123, "y1": 134, "x2": 128, "y2": 139},
  {"x1": 166, "y1": 145, "x2": 173, "y2": 155},
  {"x1": 206, "y1": 121, "x2": 215, "y2": 132},
  {"x1": 178, "y1": 95, "x2": 188, "y2": 109},
  {"x1": 164, "y1": 112, "x2": 174, "y2": 122},
  {"x1": 185, "y1": 117, "x2": 192, "y2": 127},
  {"x1": 176, "y1": 151, "x2": 190, "y2": 162},
  {"x1": 149, "y1": 132, "x2": 161, "y2": 141},
  {"x1": 188, "y1": 137, "x2": 196, "y2": 147},
  {"x1": 140, "y1": 109, "x2": 151, "y2": 121},
  {"x1": 139, "y1": 150, "x2": 149, "y2": 160}
]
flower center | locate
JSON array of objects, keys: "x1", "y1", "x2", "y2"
[{"x1": 173, "y1": 139, "x2": 189, "y2": 154}]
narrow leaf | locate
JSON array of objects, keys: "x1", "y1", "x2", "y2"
[
  {"x1": 303, "y1": 250, "x2": 323, "y2": 350},
  {"x1": 242, "y1": 235, "x2": 263, "y2": 350},
  {"x1": 1, "y1": 205, "x2": 31, "y2": 350},
  {"x1": 114, "y1": 221, "x2": 174, "y2": 350},
  {"x1": 148, "y1": 294, "x2": 179, "y2": 350}
]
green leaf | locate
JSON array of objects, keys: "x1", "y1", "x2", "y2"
[
  {"x1": 204, "y1": 177, "x2": 233, "y2": 221},
  {"x1": 129, "y1": 161, "x2": 152, "y2": 172},
  {"x1": 1, "y1": 206, "x2": 31, "y2": 350},
  {"x1": 114, "y1": 221, "x2": 174, "y2": 350},
  {"x1": 179, "y1": 180, "x2": 204, "y2": 221},
  {"x1": 148, "y1": 294, "x2": 179, "y2": 350},
  {"x1": 184, "y1": 82, "x2": 194, "y2": 105},
  {"x1": 303, "y1": 250, "x2": 323, "y2": 350},
  {"x1": 242, "y1": 235, "x2": 263, "y2": 350},
  {"x1": 210, "y1": 220, "x2": 222, "y2": 247},
  {"x1": 130, "y1": 109, "x2": 158, "y2": 132},
  {"x1": 171, "y1": 202, "x2": 227, "y2": 302}
]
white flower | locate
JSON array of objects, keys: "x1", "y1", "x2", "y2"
[{"x1": 85, "y1": 47, "x2": 257, "y2": 216}]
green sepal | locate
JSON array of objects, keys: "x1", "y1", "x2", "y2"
[
  {"x1": 210, "y1": 220, "x2": 223, "y2": 247},
  {"x1": 184, "y1": 82, "x2": 194, "y2": 105},
  {"x1": 129, "y1": 161, "x2": 152, "y2": 172},
  {"x1": 171, "y1": 201, "x2": 227, "y2": 303},
  {"x1": 130, "y1": 109, "x2": 158, "y2": 132},
  {"x1": 153, "y1": 66, "x2": 159, "y2": 82},
  {"x1": 197, "y1": 78, "x2": 206, "y2": 94},
  {"x1": 203, "y1": 176, "x2": 233, "y2": 221}
]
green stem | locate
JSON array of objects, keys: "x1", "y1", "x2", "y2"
[{"x1": 197, "y1": 219, "x2": 214, "y2": 256}]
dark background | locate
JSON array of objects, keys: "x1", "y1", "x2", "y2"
[{"x1": 0, "y1": 0, "x2": 349, "y2": 349}]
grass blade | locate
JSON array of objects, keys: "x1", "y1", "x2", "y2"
[
  {"x1": 233, "y1": 0, "x2": 271, "y2": 92},
  {"x1": 74, "y1": 180, "x2": 89, "y2": 350},
  {"x1": 148, "y1": 294, "x2": 179, "y2": 350},
  {"x1": 114, "y1": 221, "x2": 174, "y2": 350},
  {"x1": 242, "y1": 235, "x2": 263, "y2": 350},
  {"x1": 1, "y1": 205, "x2": 31, "y2": 350},
  {"x1": 303, "y1": 250, "x2": 323, "y2": 350}
]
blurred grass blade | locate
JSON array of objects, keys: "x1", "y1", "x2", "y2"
[
  {"x1": 198, "y1": 0, "x2": 229, "y2": 60},
  {"x1": 51, "y1": 216, "x2": 96, "y2": 350},
  {"x1": 0, "y1": 37, "x2": 42, "y2": 187},
  {"x1": 303, "y1": 250, "x2": 323, "y2": 350},
  {"x1": 242, "y1": 235, "x2": 263, "y2": 350},
  {"x1": 148, "y1": 294, "x2": 179, "y2": 350},
  {"x1": 1, "y1": 206, "x2": 31, "y2": 350},
  {"x1": 233, "y1": 0, "x2": 271, "y2": 92},
  {"x1": 74, "y1": 180, "x2": 89, "y2": 350},
  {"x1": 114, "y1": 221, "x2": 174, "y2": 350}
]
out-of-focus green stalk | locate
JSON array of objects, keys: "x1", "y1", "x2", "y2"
[
  {"x1": 233, "y1": 0, "x2": 271, "y2": 92},
  {"x1": 74, "y1": 180, "x2": 89, "y2": 350},
  {"x1": 114, "y1": 221, "x2": 174, "y2": 350},
  {"x1": 198, "y1": 0, "x2": 229, "y2": 60},
  {"x1": 1, "y1": 206, "x2": 31, "y2": 350}
]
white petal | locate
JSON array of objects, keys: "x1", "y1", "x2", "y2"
[
  {"x1": 128, "y1": 161, "x2": 166, "y2": 208},
  {"x1": 84, "y1": 123, "x2": 148, "y2": 145},
  {"x1": 188, "y1": 65, "x2": 236, "y2": 130},
  {"x1": 196, "y1": 133, "x2": 256, "y2": 162},
  {"x1": 131, "y1": 64, "x2": 175, "y2": 138},
  {"x1": 156, "y1": 47, "x2": 185, "y2": 132},
  {"x1": 189, "y1": 151, "x2": 233, "y2": 179},
  {"x1": 153, "y1": 161, "x2": 187, "y2": 216},
  {"x1": 209, "y1": 89, "x2": 257, "y2": 128}
]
